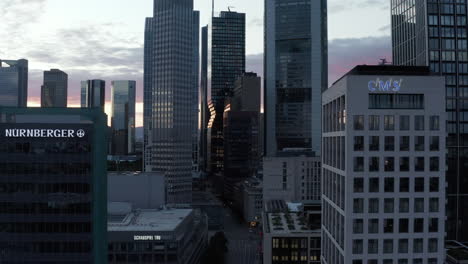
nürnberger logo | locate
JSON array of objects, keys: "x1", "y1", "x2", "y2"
[{"x1": 4, "y1": 129, "x2": 85, "y2": 138}]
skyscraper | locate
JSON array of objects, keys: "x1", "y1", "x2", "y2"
[
  {"x1": 144, "y1": 0, "x2": 199, "y2": 204},
  {"x1": 264, "y1": 0, "x2": 327, "y2": 156},
  {"x1": 207, "y1": 11, "x2": 246, "y2": 174},
  {"x1": 81, "y1": 80, "x2": 105, "y2": 110},
  {"x1": 41, "y1": 69, "x2": 68, "y2": 108},
  {"x1": 0, "y1": 107, "x2": 108, "y2": 263},
  {"x1": 200, "y1": 25, "x2": 209, "y2": 173},
  {"x1": 322, "y1": 65, "x2": 446, "y2": 264},
  {"x1": 110, "y1": 80, "x2": 136, "y2": 155},
  {"x1": 0, "y1": 59, "x2": 28, "y2": 107},
  {"x1": 391, "y1": 0, "x2": 468, "y2": 242}
]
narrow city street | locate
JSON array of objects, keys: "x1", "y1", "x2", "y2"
[{"x1": 223, "y1": 206, "x2": 261, "y2": 264}]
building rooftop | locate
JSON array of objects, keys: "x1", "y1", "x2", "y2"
[
  {"x1": 332, "y1": 65, "x2": 433, "y2": 86},
  {"x1": 266, "y1": 212, "x2": 319, "y2": 235},
  {"x1": 108, "y1": 208, "x2": 193, "y2": 232}
]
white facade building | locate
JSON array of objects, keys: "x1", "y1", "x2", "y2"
[
  {"x1": 263, "y1": 152, "x2": 321, "y2": 204},
  {"x1": 322, "y1": 66, "x2": 446, "y2": 264}
]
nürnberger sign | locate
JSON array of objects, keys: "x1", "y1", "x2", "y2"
[
  {"x1": 4, "y1": 128, "x2": 86, "y2": 138},
  {"x1": 134, "y1": 235, "x2": 161, "y2": 241}
]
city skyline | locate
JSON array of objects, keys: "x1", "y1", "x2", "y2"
[{"x1": 2, "y1": 0, "x2": 390, "y2": 127}]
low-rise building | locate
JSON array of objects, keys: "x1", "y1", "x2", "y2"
[
  {"x1": 263, "y1": 200, "x2": 321, "y2": 264},
  {"x1": 108, "y1": 203, "x2": 208, "y2": 264},
  {"x1": 243, "y1": 177, "x2": 263, "y2": 223}
]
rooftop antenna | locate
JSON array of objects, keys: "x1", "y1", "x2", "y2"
[
  {"x1": 228, "y1": 6, "x2": 235, "y2": 12},
  {"x1": 379, "y1": 58, "x2": 390, "y2": 65}
]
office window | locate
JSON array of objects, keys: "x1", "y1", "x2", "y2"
[
  {"x1": 354, "y1": 115, "x2": 364, "y2": 130},
  {"x1": 383, "y1": 239, "x2": 394, "y2": 254},
  {"x1": 369, "y1": 178, "x2": 379, "y2": 193},
  {"x1": 398, "y1": 260, "x2": 408, "y2": 264},
  {"x1": 353, "y1": 198, "x2": 364, "y2": 213},
  {"x1": 413, "y1": 239, "x2": 423, "y2": 253},
  {"x1": 415, "y1": 198, "x2": 424, "y2": 213},
  {"x1": 384, "y1": 115, "x2": 395, "y2": 130},
  {"x1": 399, "y1": 218, "x2": 409, "y2": 233},
  {"x1": 430, "y1": 157, "x2": 439, "y2": 171},
  {"x1": 354, "y1": 178, "x2": 364, "y2": 193},
  {"x1": 428, "y1": 238, "x2": 438, "y2": 253},
  {"x1": 430, "y1": 178, "x2": 439, "y2": 192},
  {"x1": 413, "y1": 259, "x2": 423, "y2": 264},
  {"x1": 430, "y1": 136, "x2": 439, "y2": 151},
  {"x1": 353, "y1": 240, "x2": 363, "y2": 254},
  {"x1": 415, "y1": 116, "x2": 425, "y2": 130},
  {"x1": 385, "y1": 136, "x2": 395, "y2": 151},
  {"x1": 399, "y1": 198, "x2": 409, "y2": 213},
  {"x1": 415, "y1": 157, "x2": 425, "y2": 172},
  {"x1": 369, "y1": 198, "x2": 379, "y2": 213},
  {"x1": 369, "y1": 157, "x2": 379, "y2": 172},
  {"x1": 414, "y1": 219, "x2": 424, "y2": 233},
  {"x1": 384, "y1": 178, "x2": 395, "y2": 192},
  {"x1": 368, "y1": 239, "x2": 378, "y2": 254},
  {"x1": 400, "y1": 136, "x2": 410, "y2": 151},
  {"x1": 430, "y1": 116, "x2": 440, "y2": 130},
  {"x1": 400, "y1": 157, "x2": 409, "y2": 172},
  {"x1": 353, "y1": 219, "x2": 364, "y2": 234},
  {"x1": 400, "y1": 115, "x2": 410, "y2": 130},
  {"x1": 384, "y1": 219, "x2": 394, "y2": 233},
  {"x1": 384, "y1": 157, "x2": 395, "y2": 171},
  {"x1": 354, "y1": 136, "x2": 364, "y2": 151},
  {"x1": 369, "y1": 219, "x2": 379, "y2": 233},
  {"x1": 415, "y1": 178, "x2": 424, "y2": 192},
  {"x1": 354, "y1": 157, "x2": 364, "y2": 172},
  {"x1": 369, "y1": 94, "x2": 424, "y2": 109},
  {"x1": 400, "y1": 177, "x2": 409, "y2": 192},
  {"x1": 430, "y1": 198, "x2": 439, "y2": 213},
  {"x1": 369, "y1": 136, "x2": 380, "y2": 151},
  {"x1": 415, "y1": 136, "x2": 425, "y2": 151},
  {"x1": 368, "y1": 260, "x2": 378, "y2": 264},
  {"x1": 398, "y1": 239, "x2": 409, "y2": 253},
  {"x1": 369, "y1": 115, "x2": 380, "y2": 130},
  {"x1": 429, "y1": 218, "x2": 439, "y2": 233},
  {"x1": 384, "y1": 198, "x2": 394, "y2": 213}
]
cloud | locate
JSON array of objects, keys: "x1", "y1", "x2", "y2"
[
  {"x1": 328, "y1": 35, "x2": 392, "y2": 85},
  {"x1": 329, "y1": 0, "x2": 389, "y2": 14},
  {"x1": 246, "y1": 53, "x2": 263, "y2": 78}
]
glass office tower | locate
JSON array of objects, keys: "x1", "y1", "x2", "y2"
[
  {"x1": 0, "y1": 59, "x2": 28, "y2": 107},
  {"x1": 207, "y1": 11, "x2": 246, "y2": 174},
  {"x1": 0, "y1": 107, "x2": 108, "y2": 263},
  {"x1": 391, "y1": 0, "x2": 468, "y2": 242},
  {"x1": 144, "y1": 0, "x2": 199, "y2": 204},
  {"x1": 110, "y1": 80, "x2": 136, "y2": 155},
  {"x1": 264, "y1": 0, "x2": 327, "y2": 157},
  {"x1": 81, "y1": 80, "x2": 105, "y2": 110},
  {"x1": 200, "y1": 25, "x2": 209, "y2": 173},
  {"x1": 41, "y1": 69, "x2": 68, "y2": 108}
]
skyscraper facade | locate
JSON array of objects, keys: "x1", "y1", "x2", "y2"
[
  {"x1": 264, "y1": 0, "x2": 327, "y2": 157},
  {"x1": 200, "y1": 25, "x2": 209, "y2": 173},
  {"x1": 110, "y1": 80, "x2": 136, "y2": 155},
  {"x1": 0, "y1": 59, "x2": 28, "y2": 107},
  {"x1": 144, "y1": 0, "x2": 199, "y2": 204},
  {"x1": 81, "y1": 80, "x2": 105, "y2": 110},
  {"x1": 41, "y1": 69, "x2": 68, "y2": 108},
  {"x1": 322, "y1": 66, "x2": 446, "y2": 264},
  {"x1": 0, "y1": 107, "x2": 108, "y2": 263},
  {"x1": 207, "y1": 11, "x2": 246, "y2": 174},
  {"x1": 391, "y1": 0, "x2": 468, "y2": 242}
]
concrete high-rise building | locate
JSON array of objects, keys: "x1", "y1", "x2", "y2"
[
  {"x1": 207, "y1": 11, "x2": 246, "y2": 175},
  {"x1": 81, "y1": 80, "x2": 105, "y2": 110},
  {"x1": 110, "y1": 80, "x2": 136, "y2": 155},
  {"x1": 264, "y1": 0, "x2": 327, "y2": 157},
  {"x1": 0, "y1": 107, "x2": 108, "y2": 263},
  {"x1": 322, "y1": 66, "x2": 446, "y2": 264},
  {"x1": 144, "y1": 0, "x2": 199, "y2": 204},
  {"x1": 391, "y1": 0, "x2": 468, "y2": 242},
  {"x1": 41, "y1": 69, "x2": 68, "y2": 108},
  {"x1": 0, "y1": 59, "x2": 28, "y2": 107},
  {"x1": 233, "y1": 72, "x2": 261, "y2": 112}
]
